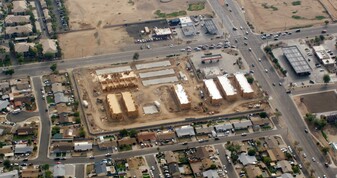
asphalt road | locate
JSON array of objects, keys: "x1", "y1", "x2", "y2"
[
  {"x1": 208, "y1": 0, "x2": 337, "y2": 177},
  {"x1": 214, "y1": 144, "x2": 237, "y2": 178},
  {"x1": 145, "y1": 155, "x2": 161, "y2": 178},
  {"x1": 75, "y1": 164, "x2": 84, "y2": 178},
  {"x1": 6, "y1": 111, "x2": 39, "y2": 123},
  {"x1": 32, "y1": 77, "x2": 51, "y2": 162}
]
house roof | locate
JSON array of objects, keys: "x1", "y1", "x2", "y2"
[
  {"x1": 56, "y1": 103, "x2": 72, "y2": 115},
  {"x1": 98, "y1": 140, "x2": 118, "y2": 149},
  {"x1": 278, "y1": 173, "x2": 294, "y2": 178},
  {"x1": 51, "y1": 82, "x2": 63, "y2": 93},
  {"x1": 0, "y1": 100, "x2": 9, "y2": 110},
  {"x1": 52, "y1": 142, "x2": 73, "y2": 153},
  {"x1": 245, "y1": 165, "x2": 262, "y2": 178},
  {"x1": 137, "y1": 131, "x2": 156, "y2": 142},
  {"x1": 164, "y1": 151, "x2": 177, "y2": 164},
  {"x1": 251, "y1": 116, "x2": 270, "y2": 126},
  {"x1": 40, "y1": 39, "x2": 57, "y2": 54},
  {"x1": 232, "y1": 120, "x2": 252, "y2": 129},
  {"x1": 74, "y1": 142, "x2": 92, "y2": 151},
  {"x1": 156, "y1": 131, "x2": 176, "y2": 141},
  {"x1": 6, "y1": 24, "x2": 32, "y2": 35},
  {"x1": 175, "y1": 125, "x2": 195, "y2": 137},
  {"x1": 14, "y1": 42, "x2": 34, "y2": 53},
  {"x1": 277, "y1": 160, "x2": 293, "y2": 173},
  {"x1": 192, "y1": 147, "x2": 210, "y2": 160},
  {"x1": 0, "y1": 170, "x2": 19, "y2": 178},
  {"x1": 94, "y1": 162, "x2": 107, "y2": 175},
  {"x1": 238, "y1": 153, "x2": 257, "y2": 166},
  {"x1": 0, "y1": 82, "x2": 10, "y2": 91},
  {"x1": 195, "y1": 126, "x2": 214, "y2": 134},
  {"x1": 201, "y1": 158, "x2": 213, "y2": 169},
  {"x1": 16, "y1": 126, "x2": 35, "y2": 135},
  {"x1": 215, "y1": 123, "x2": 233, "y2": 131},
  {"x1": 21, "y1": 168, "x2": 39, "y2": 178},
  {"x1": 0, "y1": 145, "x2": 13, "y2": 154},
  {"x1": 202, "y1": 169, "x2": 219, "y2": 178},
  {"x1": 267, "y1": 148, "x2": 286, "y2": 162},
  {"x1": 118, "y1": 137, "x2": 137, "y2": 146},
  {"x1": 265, "y1": 136, "x2": 279, "y2": 149},
  {"x1": 54, "y1": 92, "x2": 69, "y2": 104},
  {"x1": 168, "y1": 163, "x2": 180, "y2": 176},
  {"x1": 12, "y1": 1, "x2": 28, "y2": 13},
  {"x1": 5, "y1": 15, "x2": 30, "y2": 24},
  {"x1": 14, "y1": 144, "x2": 33, "y2": 154},
  {"x1": 53, "y1": 164, "x2": 65, "y2": 177}
]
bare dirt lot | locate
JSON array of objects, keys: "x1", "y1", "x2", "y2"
[
  {"x1": 59, "y1": 0, "x2": 211, "y2": 59},
  {"x1": 297, "y1": 91, "x2": 337, "y2": 113},
  {"x1": 74, "y1": 56, "x2": 267, "y2": 133},
  {"x1": 320, "y1": 0, "x2": 337, "y2": 21},
  {"x1": 237, "y1": 0, "x2": 329, "y2": 32}
]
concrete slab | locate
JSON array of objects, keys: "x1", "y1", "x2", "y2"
[
  {"x1": 142, "y1": 76, "x2": 178, "y2": 86},
  {"x1": 96, "y1": 66, "x2": 131, "y2": 75},
  {"x1": 143, "y1": 105, "x2": 159, "y2": 114},
  {"x1": 139, "y1": 69, "x2": 175, "y2": 79},
  {"x1": 135, "y1": 61, "x2": 171, "y2": 70}
]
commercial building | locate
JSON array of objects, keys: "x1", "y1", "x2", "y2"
[
  {"x1": 282, "y1": 46, "x2": 311, "y2": 76},
  {"x1": 179, "y1": 17, "x2": 196, "y2": 36},
  {"x1": 203, "y1": 79, "x2": 222, "y2": 105},
  {"x1": 153, "y1": 27, "x2": 172, "y2": 37},
  {"x1": 216, "y1": 75, "x2": 237, "y2": 101},
  {"x1": 312, "y1": 45, "x2": 335, "y2": 68},
  {"x1": 173, "y1": 84, "x2": 191, "y2": 110},
  {"x1": 106, "y1": 94, "x2": 123, "y2": 120},
  {"x1": 204, "y1": 19, "x2": 218, "y2": 35},
  {"x1": 233, "y1": 73, "x2": 254, "y2": 98},
  {"x1": 121, "y1": 92, "x2": 138, "y2": 118}
]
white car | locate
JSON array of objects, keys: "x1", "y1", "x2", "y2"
[
  {"x1": 312, "y1": 157, "x2": 316, "y2": 162},
  {"x1": 265, "y1": 69, "x2": 268, "y2": 73},
  {"x1": 258, "y1": 58, "x2": 261, "y2": 62}
]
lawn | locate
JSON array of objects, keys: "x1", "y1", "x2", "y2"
[
  {"x1": 143, "y1": 174, "x2": 150, "y2": 178},
  {"x1": 46, "y1": 96, "x2": 54, "y2": 104},
  {"x1": 119, "y1": 144, "x2": 132, "y2": 152},
  {"x1": 13, "y1": 135, "x2": 34, "y2": 141},
  {"x1": 188, "y1": 2, "x2": 205, "y2": 11},
  {"x1": 154, "y1": 10, "x2": 187, "y2": 18}
]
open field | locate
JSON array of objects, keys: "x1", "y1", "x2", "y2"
[
  {"x1": 237, "y1": 0, "x2": 329, "y2": 32},
  {"x1": 320, "y1": 0, "x2": 337, "y2": 21},
  {"x1": 299, "y1": 91, "x2": 337, "y2": 113},
  {"x1": 74, "y1": 55, "x2": 266, "y2": 133}
]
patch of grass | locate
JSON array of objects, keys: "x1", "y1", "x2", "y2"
[
  {"x1": 292, "y1": 10, "x2": 298, "y2": 14},
  {"x1": 142, "y1": 174, "x2": 150, "y2": 178},
  {"x1": 315, "y1": 16, "x2": 326, "y2": 20},
  {"x1": 292, "y1": 1, "x2": 301, "y2": 6},
  {"x1": 119, "y1": 144, "x2": 132, "y2": 152},
  {"x1": 321, "y1": 130, "x2": 329, "y2": 141},
  {"x1": 289, "y1": 24, "x2": 313, "y2": 29},
  {"x1": 188, "y1": 2, "x2": 205, "y2": 11},
  {"x1": 292, "y1": 15, "x2": 304, "y2": 19},
  {"x1": 154, "y1": 10, "x2": 187, "y2": 18},
  {"x1": 13, "y1": 135, "x2": 33, "y2": 141},
  {"x1": 261, "y1": 3, "x2": 278, "y2": 11},
  {"x1": 46, "y1": 96, "x2": 54, "y2": 104},
  {"x1": 271, "y1": 6, "x2": 278, "y2": 11}
]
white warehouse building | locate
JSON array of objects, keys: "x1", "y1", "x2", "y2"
[{"x1": 234, "y1": 73, "x2": 254, "y2": 98}]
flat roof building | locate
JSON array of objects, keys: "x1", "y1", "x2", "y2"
[
  {"x1": 312, "y1": 45, "x2": 335, "y2": 68},
  {"x1": 121, "y1": 92, "x2": 138, "y2": 118},
  {"x1": 173, "y1": 84, "x2": 191, "y2": 110},
  {"x1": 204, "y1": 19, "x2": 218, "y2": 35},
  {"x1": 203, "y1": 79, "x2": 222, "y2": 105},
  {"x1": 107, "y1": 94, "x2": 123, "y2": 120},
  {"x1": 216, "y1": 75, "x2": 237, "y2": 101},
  {"x1": 282, "y1": 46, "x2": 311, "y2": 76},
  {"x1": 180, "y1": 17, "x2": 196, "y2": 36},
  {"x1": 233, "y1": 73, "x2": 254, "y2": 98}
]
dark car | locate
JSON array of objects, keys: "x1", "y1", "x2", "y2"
[{"x1": 54, "y1": 158, "x2": 60, "y2": 161}]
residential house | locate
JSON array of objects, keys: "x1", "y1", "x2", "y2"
[
  {"x1": 51, "y1": 83, "x2": 63, "y2": 93},
  {"x1": 267, "y1": 148, "x2": 286, "y2": 162},
  {"x1": 12, "y1": 1, "x2": 28, "y2": 15},
  {"x1": 5, "y1": 15, "x2": 30, "y2": 26},
  {"x1": 164, "y1": 151, "x2": 177, "y2": 164},
  {"x1": 54, "y1": 92, "x2": 69, "y2": 104},
  {"x1": 326, "y1": 114, "x2": 337, "y2": 125},
  {"x1": 202, "y1": 170, "x2": 219, "y2": 178},
  {"x1": 0, "y1": 128, "x2": 4, "y2": 136},
  {"x1": 21, "y1": 167, "x2": 40, "y2": 178},
  {"x1": 74, "y1": 142, "x2": 92, "y2": 152},
  {"x1": 191, "y1": 147, "x2": 210, "y2": 160},
  {"x1": 278, "y1": 173, "x2": 294, "y2": 178},
  {"x1": 232, "y1": 120, "x2": 252, "y2": 130},
  {"x1": 43, "y1": 9, "x2": 51, "y2": 22},
  {"x1": 40, "y1": 39, "x2": 57, "y2": 55},
  {"x1": 40, "y1": 0, "x2": 47, "y2": 9},
  {"x1": 58, "y1": 114, "x2": 72, "y2": 125},
  {"x1": 94, "y1": 162, "x2": 107, "y2": 176},
  {"x1": 156, "y1": 131, "x2": 176, "y2": 142},
  {"x1": 51, "y1": 142, "x2": 73, "y2": 154},
  {"x1": 195, "y1": 126, "x2": 214, "y2": 135},
  {"x1": 6, "y1": 24, "x2": 33, "y2": 37},
  {"x1": 238, "y1": 153, "x2": 257, "y2": 166},
  {"x1": 175, "y1": 125, "x2": 195, "y2": 138},
  {"x1": 168, "y1": 163, "x2": 181, "y2": 178},
  {"x1": 215, "y1": 123, "x2": 233, "y2": 132},
  {"x1": 56, "y1": 103, "x2": 72, "y2": 115},
  {"x1": 0, "y1": 100, "x2": 9, "y2": 110},
  {"x1": 0, "y1": 81, "x2": 10, "y2": 93},
  {"x1": 0, "y1": 170, "x2": 19, "y2": 178},
  {"x1": 251, "y1": 116, "x2": 270, "y2": 127},
  {"x1": 98, "y1": 140, "x2": 118, "y2": 150},
  {"x1": 277, "y1": 160, "x2": 293, "y2": 173},
  {"x1": 14, "y1": 144, "x2": 33, "y2": 155},
  {"x1": 0, "y1": 145, "x2": 14, "y2": 158},
  {"x1": 118, "y1": 137, "x2": 137, "y2": 146},
  {"x1": 16, "y1": 126, "x2": 36, "y2": 136},
  {"x1": 265, "y1": 137, "x2": 279, "y2": 149},
  {"x1": 201, "y1": 158, "x2": 214, "y2": 170},
  {"x1": 245, "y1": 165, "x2": 262, "y2": 178},
  {"x1": 53, "y1": 164, "x2": 65, "y2": 177},
  {"x1": 136, "y1": 131, "x2": 156, "y2": 143}
]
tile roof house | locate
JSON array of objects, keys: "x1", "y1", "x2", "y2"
[
  {"x1": 40, "y1": 39, "x2": 57, "y2": 54},
  {"x1": 192, "y1": 147, "x2": 210, "y2": 160},
  {"x1": 156, "y1": 131, "x2": 176, "y2": 141},
  {"x1": 56, "y1": 103, "x2": 72, "y2": 115},
  {"x1": 94, "y1": 162, "x2": 107, "y2": 176},
  {"x1": 14, "y1": 144, "x2": 33, "y2": 154},
  {"x1": 245, "y1": 165, "x2": 262, "y2": 178},
  {"x1": 21, "y1": 167, "x2": 40, "y2": 178},
  {"x1": 6, "y1": 24, "x2": 33, "y2": 37},
  {"x1": 175, "y1": 125, "x2": 195, "y2": 137},
  {"x1": 267, "y1": 148, "x2": 286, "y2": 162},
  {"x1": 238, "y1": 153, "x2": 257, "y2": 166},
  {"x1": 51, "y1": 83, "x2": 63, "y2": 93},
  {"x1": 74, "y1": 142, "x2": 92, "y2": 151},
  {"x1": 277, "y1": 160, "x2": 293, "y2": 173},
  {"x1": 0, "y1": 81, "x2": 10, "y2": 92},
  {"x1": 136, "y1": 131, "x2": 156, "y2": 143},
  {"x1": 251, "y1": 116, "x2": 270, "y2": 127},
  {"x1": 53, "y1": 164, "x2": 65, "y2": 177},
  {"x1": 278, "y1": 173, "x2": 294, "y2": 178},
  {"x1": 5, "y1": 15, "x2": 30, "y2": 26},
  {"x1": 164, "y1": 151, "x2": 177, "y2": 164},
  {"x1": 118, "y1": 137, "x2": 137, "y2": 146},
  {"x1": 16, "y1": 126, "x2": 36, "y2": 136},
  {"x1": 51, "y1": 142, "x2": 73, "y2": 153},
  {"x1": 12, "y1": 1, "x2": 28, "y2": 15}
]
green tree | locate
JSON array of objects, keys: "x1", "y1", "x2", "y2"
[
  {"x1": 44, "y1": 52, "x2": 55, "y2": 60},
  {"x1": 246, "y1": 76, "x2": 254, "y2": 84},
  {"x1": 79, "y1": 127, "x2": 86, "y2": 137},
  {"x1": 248, "y1": 149, "x2": 256, "y2": 156},
  {"x1": 305, "y1": 113, "x2": 316, "y2": 123},
  {"x1": 3, "y1": 160, "x2": 11, "y2": 170},
  {"x1": 314, "y1": 118, "x2": 327, "y2": 130},
  {"x1": 18, "y1": 55, "x2": 24, "y2": 64},
  {"x1": 319, "y1": 35, "x2": 325, "y2": 41},
  {"x1": 259, "y1": 112, "x2": 268, "y2": 118},
  {"x1": 45, "y1": 170, "x2": 53, "y2": 178},
  {"x1": 323, "y1": 74, "x2": 330, "y2": 84},
  {"x1": 129, "y1": 129, "x2": 138, "y2": 138},
  {"x1": 262, "y1": 156, "x2": 271, "y2": 165},
  {"x1": 321, "y1": 146, "x2": 329, "y2": 155},
  {"x1": 50, "y1": 63, "x2": 57, "y2": 72},
  {"x1": 119, "y1": 129, "x2": 128, "y2": 137},
  {"x1": 209, "y1": 164, "x2": 217, "y2": 170},
  {"x1": 51, "y1": 126, "x2": 60, "y2": 136},
  {"x1": 3, "y1": 69, "x2": 14, "y2": 75},
  {"x1": 73, "y1": 112, "x2": 80, "y2": 117},
  {"x1": 42, "y1": 164, "x2": 50, "y2": 170},
  {"x1": 75, "y1": 117, "x2": 81, "y2": 124},
  {"x1": 35, "y1": 43, "x2": 43, "y2": 59},
  {"x1": 324, "y1": 20, "x2": 329, "y2": 26},
  {"x1": 133, "y1": 52, "x2": 139, "y2": 60}
]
